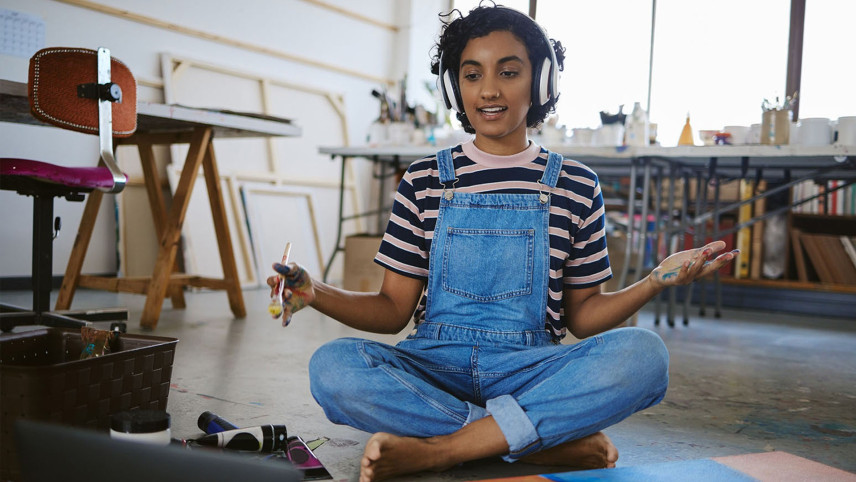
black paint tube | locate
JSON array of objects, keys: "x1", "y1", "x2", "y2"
[
  {"x1": 197, "y1": 411, "x2": 238, "y2": 434},
  {"x1": 195, "y1": 424, "x2": 287, "y2": 452}
]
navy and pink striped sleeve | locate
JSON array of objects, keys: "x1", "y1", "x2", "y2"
[
  {"x1": 375, "y1": 159, "x2": 431, "y2": 280},
  {"x1": 563, "y1": 174, "x2": 612, "y2": 288}
]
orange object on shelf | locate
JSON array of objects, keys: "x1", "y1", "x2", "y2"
[{"x1": 678, "y1": 113, "x2": 695, "y2": 146}]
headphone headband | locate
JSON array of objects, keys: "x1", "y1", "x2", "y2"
[{"x1": 438, "y1": 7, "x2": 558, "y2": 112}]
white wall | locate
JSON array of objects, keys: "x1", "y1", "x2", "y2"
[{"x1": 0, "y1": 0, "x2": 446, "y2": 283}]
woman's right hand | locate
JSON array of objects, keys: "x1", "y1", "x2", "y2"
[{"x1": 267, "y1": 262, "x2": 316, "y2": 326}]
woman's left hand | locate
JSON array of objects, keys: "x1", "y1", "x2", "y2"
[{"x1": 649, "y1": 240, "x2": 738, "y2": 288}]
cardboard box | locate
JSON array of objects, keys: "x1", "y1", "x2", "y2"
[
  {"x1": 344, "y1": 235, "x2": 385, "y2": 292},
  {"x1": 605, "y1": 231, "x2": 639, "y2": 327}
]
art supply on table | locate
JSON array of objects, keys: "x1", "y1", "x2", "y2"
[
  {"x1": 836, "y1": 116, "x2": 856, "y2": 145},
  {"x1": 194, "y1": 424, "x2": 288, "y2": 452},
  {"x1": 714, "y1": 132, "x2": 732, "y2": 145},
  {"x1": 198, "y1": 411, "x2": 238, "y2": 434},
  {"x1": 678, "y1": 113, "x2": 695, "y2": 146},
  {"x1": 286, "y1": 436, "x2": 333, "y2": 480},
  {"x1": 110, "y1": 410, "x2": 171, "y2": 445},
  {"x1": 760, "y1": 91, "x2": 796, "y2": 145},
  {"x1": 269, "y1": 242, "x2": 293, "y2": 320},
  {"x1": 625, "y1": 101, "x2": 649, "y2": 147}
]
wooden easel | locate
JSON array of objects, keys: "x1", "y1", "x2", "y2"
[{"x1": 57, "y1": 127, "x2": 245, "y2": 329}]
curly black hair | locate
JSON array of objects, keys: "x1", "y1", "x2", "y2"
[{"x1": 431, "y1": 2, "x2": 566, "y2": 134}]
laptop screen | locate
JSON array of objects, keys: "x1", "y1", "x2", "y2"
[{"x1": 15, "y1": 419, "x2": 302, "y2": 482}]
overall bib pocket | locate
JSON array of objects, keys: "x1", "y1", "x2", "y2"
[{"x1": 441, "y1": 227, "x2": 534, "y2": 301}]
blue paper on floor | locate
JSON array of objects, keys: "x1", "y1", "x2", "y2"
[{"x1": 541, "y1": 459, "x2": 756, "y2": 481}]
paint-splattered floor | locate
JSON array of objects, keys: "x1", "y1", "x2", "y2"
[{"x1": 3, "y1": 287, "x2": 855, "y2": 480}]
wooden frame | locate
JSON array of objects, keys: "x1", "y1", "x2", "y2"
[
  {"x1": 241, "y1": 184, "x2": 326, "y2": 285},
  {"x1": 53, "y1": 0, "x2": 393, "y2": 85},
  {"x1": 164, "y1": 166, "x2": 258, "y2": 288},
  {"x1": 153, "y1": 53, "x2": 364, "y2": 287}
]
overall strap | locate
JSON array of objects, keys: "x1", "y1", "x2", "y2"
[
  {"x1": 436, "y1": 148, "x2": 456, "y2": 184},
  {"x1": 539, "y1": 151, "x2": 564, "y2": 189}
]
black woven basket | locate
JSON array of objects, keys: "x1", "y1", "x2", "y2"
[{"x1": 0, "y1": 328, "x2": 178, "y2": 481}]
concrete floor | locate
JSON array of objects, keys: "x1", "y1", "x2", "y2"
[{"x1": 3, "y1": 286, "x2": 855, "y2": 480}]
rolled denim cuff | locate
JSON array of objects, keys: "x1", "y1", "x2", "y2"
[
  {"x1": 486, "y1": 395, "x2": 540, "y2": 462},
  {"x1": 464, "y1": 402, "x2": 488, "y2": 426}
]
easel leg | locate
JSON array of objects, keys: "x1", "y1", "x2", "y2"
[
  {"x1": 56, "y1": 181, "x2": 103, "y2": 310},
  {"x1": 139, "y1": 143, "x2": 186, "y2": 309},
  {"x1": 202, "y1": 138, "x2": 246, "y2": 318},
  {"x1": 141, "y1": 127, "x2": 211, "y2": 329}
]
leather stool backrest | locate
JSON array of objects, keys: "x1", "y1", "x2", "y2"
[{"x1": 28, "y1": 47, "x2": 137, "y2": 137}]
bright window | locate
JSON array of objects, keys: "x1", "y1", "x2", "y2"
[
  {"x1": 536, "y1": 1, "x2": 651, "y2": 133},
  {"x1": 539, "y1": 0, "x2": 790, "y2": 146},
  {"x1": 799, "y1": 0, "x2": 856, "y2": 121},
  {"x1": 451, "y1": 1, "x2": 851, "y2": 145},
  {"x1": 647, "y1": 0, "x2": 789, "y2": 145}
]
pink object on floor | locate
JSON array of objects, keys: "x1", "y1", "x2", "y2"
[{"x1": 714, "y1": 451, "x2": 856, "y2": 482}]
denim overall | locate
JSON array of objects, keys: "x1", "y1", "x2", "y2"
[{"x1": 309, "y1": 148, "x2": 669, "y2": 461}]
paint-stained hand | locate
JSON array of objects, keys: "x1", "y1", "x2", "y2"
[
  {"x1": 267, "y1": 263, "x2": 315, "y2": 327},
  {"x1": 649, "y1": 241, "x2": 738, "y2": 288}
]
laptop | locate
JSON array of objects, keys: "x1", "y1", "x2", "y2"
[{"x1": 15, "y1": 419, "x2": 303, "y2": 482}]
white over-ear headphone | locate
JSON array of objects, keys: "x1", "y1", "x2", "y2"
[{"x1": 438, "y1": 8, "x2": 558, "y2": 113}]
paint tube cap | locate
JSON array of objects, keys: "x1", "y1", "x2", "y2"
[{"x1": 110, "y1": 410, "x2": 171, "y2": 434}]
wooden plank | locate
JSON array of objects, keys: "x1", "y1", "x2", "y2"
[
  {"x1": 53, "y1": 0, "x2": 392, "y2": 85},
  {"x1": 721, "y1": 276, "x2": 856, "y2": 294},
  {"x1": 790, "y1": 228, "x2": 809, "y2": 282},
  {"x1": 819, "y1": 235, "x2": 856, "y2": 285},
  {"x1": 735, "y1": 180, "x2": 753, "y2": 279},
  {"x1": 299, "y1": 0, "x2": 399, "y2": 32},
  {"x1": 117, "y1": 132, "x2": 195, "y2": 145},
  {"x1": 184, "y1": 277, "x2": 234, "y2": 290},
  {"x1": 842, "y1": 236, "x2": 856, "y2": 270},
  {"x1": 750, "y1": 180, "x2": 767, "y2": 279},
  {"x1": 78, "y1": 274, "x2": 199, "y2": 294},
  {"x1": 78, "y1": 275, "x2": 149, "y2": 294},
  {"x1": 799, "y1": 233, "x2": 835, "y2": 283}
]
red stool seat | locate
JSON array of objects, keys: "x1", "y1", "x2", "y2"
[{"x1": 1, "y1": 158, "x2": 123, "y2": 190}]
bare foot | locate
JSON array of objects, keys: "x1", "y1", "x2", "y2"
[
  {"x1": 359, "y1": 432, "x2": 457, "y2": 482},
  {"x1": 519, "y1": 432, "x2": 619, "y2": 469}
]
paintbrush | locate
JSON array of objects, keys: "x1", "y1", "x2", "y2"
[{"x1": 268, "y1": 242, "x2": 292, "y2": 320}]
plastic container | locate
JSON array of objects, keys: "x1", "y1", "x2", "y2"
[{"x1": 110, "y1": 410, "x2": 171, "y2": 445}]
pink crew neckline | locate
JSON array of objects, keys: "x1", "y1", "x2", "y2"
[{"x1": 461, "y1": 140, "x2": 541, "y2": 168}]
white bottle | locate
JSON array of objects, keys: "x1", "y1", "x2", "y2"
[{"x1": 625, "y1": 102, "x2": 650, "y2": 146}]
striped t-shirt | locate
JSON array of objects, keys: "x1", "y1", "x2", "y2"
[{"x1": 375, "y1": 140, "x2": 611, "y2": 340}]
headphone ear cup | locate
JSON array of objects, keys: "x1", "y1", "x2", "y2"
[
  {"x1": 548, "y1": 53, "x2": 558, "y2": 102},
  {"x1": 441, "y1": 67, "x2": 462, "y2": 113},
  {"x1": 537, "y1": 58, "x2": 552, "y2": 106}
]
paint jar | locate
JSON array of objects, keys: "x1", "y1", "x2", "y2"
[
  {"x1": 110, "y1": 410, "x2": 171, "y2": 445},
  {"x1": 761, "y1": 109, "x2": 791, "y2": 145}
]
